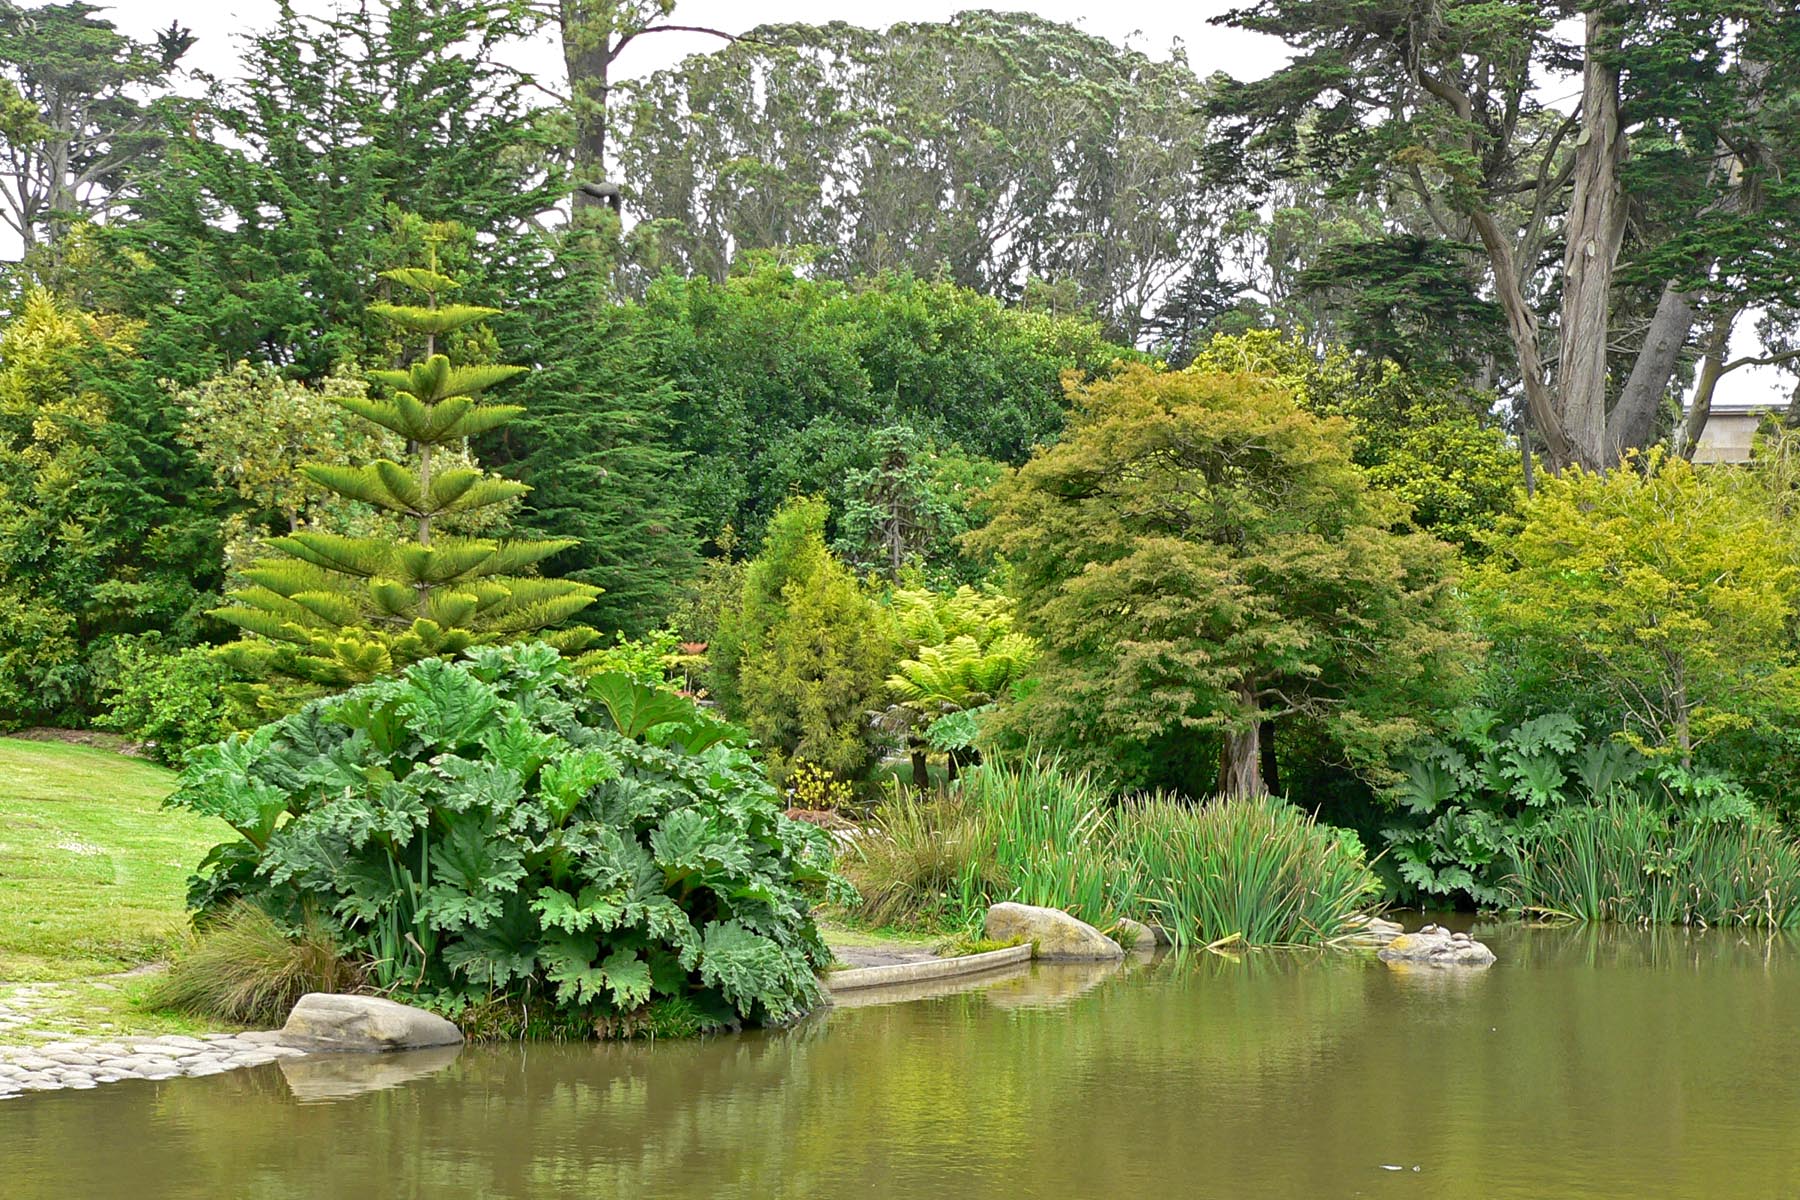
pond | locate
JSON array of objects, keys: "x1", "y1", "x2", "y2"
[{"x1": 6, "y1": 918, "x2": 1800, "y2": 1198}]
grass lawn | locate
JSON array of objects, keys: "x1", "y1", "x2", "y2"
[{"x1": 0, "y1": 737, "x2": 228, "y2": 983}]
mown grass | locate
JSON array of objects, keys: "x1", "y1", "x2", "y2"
[
  {"x1": 0, "y1": 737, "x2": 227, "y2": 981},
  {"x1": 842, "y1": 757, "x2": 1379, "y2": 947}
]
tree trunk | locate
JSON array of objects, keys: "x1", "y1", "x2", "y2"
[
  {"x1": 1217, "y1": 682, "x2": 1265, "y2": 799},
  {"x1": 1557, "y1": 10, "x2": 1627, "y2": 471},
  {"x1": 1675, "y1": 308, "x2": 1740, "y2": 459},
  {"x1": 561, "y1": 1, "x2": 616, "y2": 212},
  {"x1": 1608, "y1": 285, "x2": 1699, "y2": 459},
  {"x1": 1258, "y1": 719, "x2": 1281, "y2": 798},
  {"x1": 910, "y1": 745, "x2": 929, "y2": 791}
]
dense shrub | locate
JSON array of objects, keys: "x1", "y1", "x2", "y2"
[
  {"x1": 970, "y1": 362, "x2": 1471, "y2": 798},
  {"x1": 711, "y1": 496, "x2": 894, "y2": 790},
  {"x1": 95, "y1": 635, "x2": 231, "y2": 765},
  {"x1": 169, "y1": 644, "x2": 848, "y2": 1033}
]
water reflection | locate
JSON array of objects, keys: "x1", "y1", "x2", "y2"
[
  {"x1": 278, "y1": 1044, "x2": 463, "y2": 1102},
  {"x1": 6, "y1": 924, "x2": 1800, "y2": 1199}
]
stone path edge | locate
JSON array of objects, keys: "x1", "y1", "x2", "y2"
[
  {"x1": 825, "y1": 942, "x2": 1034, "y2": 992},
  {"x1": 0, "y1": 1030, "x2": 308, "y2": 1098}
]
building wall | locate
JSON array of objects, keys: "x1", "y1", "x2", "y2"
[{"x1": 1692, "y1": 410, "x2": 1769, "y2": 464}]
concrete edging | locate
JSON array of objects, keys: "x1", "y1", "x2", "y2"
[{"x1": 825, "y1": 943, "x2": 1034, "y2": 993}]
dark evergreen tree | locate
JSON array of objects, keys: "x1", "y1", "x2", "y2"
[{"x1": 500, "y1": 232, "x2": 699, "y2": 635}]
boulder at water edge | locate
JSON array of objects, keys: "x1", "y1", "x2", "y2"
[
  {"x1": 1113, "y1": 917, "x2": 1172, "y2": 952},
  {"x1": 278, "y1": 993, "x2": 464, "y2": 1052},
  {"x1": 1343, "y1": 915, "x2": 1406, "y2": 946},
  {"x1": 1377, "y1": 929, "x2": 1496, "y2": 968},
  {"x1": 986, "y1": 902, "x2": 1124, "y2": 961}
]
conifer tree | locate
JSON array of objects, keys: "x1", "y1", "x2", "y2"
[{"x1": 216, "y1": 236, "x2": 599, "y2": 702}]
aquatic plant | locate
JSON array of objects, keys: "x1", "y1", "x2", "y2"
[
  {"x1": 846, "y1": 756, "x2": 1376, "y2": 946},
  {"x1": 169, "y1": 644, "x2": 850, "y2": 1033},
  {"x1": 1120, "y1": 794, "x2": 1381, "y2": 947},
  {"x1": 1508, "y1": 795, "x2": 1800, "y2": 928}
]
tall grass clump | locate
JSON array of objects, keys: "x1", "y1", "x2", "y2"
[
  {"x1": 844, "y1": 788, "x2": 1002, "y2": 929},
  {"x1": 1509, "y1": 796, "x2": 1800, "y2": 928},
  {"x1": 845, "y1": 756, "x2": 1378, "y2": 946},
  {"x1": 962, "y1": 757, "x2": 1132, "y2": 927},
  {"x1": 1121, "y1": 794, "x2": 1380, "y2": 947},
  {"x1": 146, "y1": 902, "x2": 361, "y2": 1026}
]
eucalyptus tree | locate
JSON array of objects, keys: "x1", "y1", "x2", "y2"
[
  {"x1": 1215, "y1": 0, "x2": 1800, "y2": 472},
  {"x1": 614, "y1": 12, "x2": 1228, "y2": 341}
]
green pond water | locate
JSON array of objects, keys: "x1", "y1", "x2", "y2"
[{"x1": 7, "y1": 918, "x2": 1800, "y2": 1199}]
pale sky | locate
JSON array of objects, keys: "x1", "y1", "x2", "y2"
[{"x1": 22, "y1": 1, "x2": 1795, "y2": 408}]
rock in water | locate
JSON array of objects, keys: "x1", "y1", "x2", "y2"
[
  {"x1": 1377, "y1": 929, "x2": 1496, "y2": 968},
  {"x1": 278, "y1": 994, "x2": 464, "y2": 1052},
  {"x1": 985, "y1": 902, "x2": 1124, "y2": 961}
]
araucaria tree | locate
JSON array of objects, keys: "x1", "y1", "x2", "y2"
[
  {"x1": 972, "y1": 363, "x2": 1470, "y2": 798},
  {"x1": 216, "y1": 242, "x2": 599, "y2": 696}
]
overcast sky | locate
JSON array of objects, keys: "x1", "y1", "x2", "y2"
[
  {"x1": 22, "y1": 1, "x2": 1793, "y2": 407},
  {"x1": 101, "y1": 0, "x2": 1293, "y2": 84}
]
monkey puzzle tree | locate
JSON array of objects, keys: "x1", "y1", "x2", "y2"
[{"x1": 216, "y1": 241, "x2": 599, "y2": 706}]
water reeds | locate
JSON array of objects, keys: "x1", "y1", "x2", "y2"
[
  {"x1": 845, "y1": 757, "x2": 1379, "y2": 946},
  {"x1": 1119, "y1": 793, "x2": 1381, "y2": 948},
  {"x1": 1508, "y1": 797, "x2": 1800, "y2": 928}
]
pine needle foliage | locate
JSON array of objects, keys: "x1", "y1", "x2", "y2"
[{"x1": 215, "y1": 234, "x2": 599, "y2": 701}]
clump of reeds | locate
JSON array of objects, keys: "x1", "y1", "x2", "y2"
[
  {"x1": 1119, "y1": 793, "x2": 1380, "y2": 948},
  {"x1": 1508, "y1": 797, "x2": 1800, "y2": 928},
  {"x1": 844, "y1": 755, "x2": 1378, "y2": 947}
]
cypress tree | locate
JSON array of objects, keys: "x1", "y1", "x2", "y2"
[{"x1": 216, "y1": 238, "x2": 599, "y2": 701}]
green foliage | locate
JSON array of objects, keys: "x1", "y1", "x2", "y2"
[
  {"x1": 93, "y1": 635, "x2": 230, "y2": 766},
  {"x1": 106, "y1": 0, "x2": 560, "y2": 377},
  {"x1": 0, "y1": 292, "x2": 218, "y2": 727},
  {"x1": 574, "y1": 627, "x2": 680, "y2": 688},
  {"x1": 1510, "y1": 795, "x2": 1800, "y2": 928},
  {"x1": 1473, "y1": 452, "x2": 1800, "y2": 763},
  {"x1": 618, "y1": 262, "x2": 1123, "y2": 545},
  {"x1": 1380, "y1": 711, "x2": 1646, "y2": 906},
  {"x1": 146, "y1": 901, "x2": 360, "y2": 1027},
  {"x1": 617, "y1": 10, "x2": 1222, "y2": 341},
  {"x1": 497, "y1": 230, "x2": 698, "y2": 635},
  {"x1": 1294, "y1": 235, "x2": 1508, "y2": 379},
  {"x1": 971, "y1": 361, "x2": 1472, "y2": 796},
  {"x1": 168, "y1": 644, "x2": 846, "y2": 1031},
  {"x1": 214, "y1": 237, "x2": 599, "y2": 703},
  {"x1": 832, "y1": 423, "x2": 1000, "y2": 583},
  {"x1": 1119, "y1": 793, "x2": 1380, "y2": 948},
  {"x1": 712, "y1": 496, "x2": 894, "y2": 788},
  {"x1": 1190, "y1": 330, "x2": 1521, "y2": 552}
]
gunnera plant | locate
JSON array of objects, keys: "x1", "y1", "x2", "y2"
[
  {"x1": 147, "y1": 902, "x2": 359, "y2": 1027},
  {"x1": 169, "y1": 644, "x2": 851, "y2": 1034}
]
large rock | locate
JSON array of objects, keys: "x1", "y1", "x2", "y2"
[
  {"x1": 1377, "y1": 927, "x2": 1496, "y2": 968},
  {"x1": 985, "y1": 902, "x2": 1123, "y2": 961},
  {"x1": 1113, "y1": 917, "x2": 1173, "y2": 952},
  {"x1": 278, "y1": 993, "x2": 464, "y2": 1052}
]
